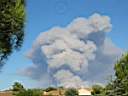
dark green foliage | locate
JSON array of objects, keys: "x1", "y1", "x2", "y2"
[
  {"x1": 91, "y1": 85, "x2": 104, "y2": 95},
  {"x1": 107, "y1": 53, "x2": 128, "y2": 96},
  {"x1": 14, "y1": 89, "x2": 42, "y2": 96},
  {"x1": 115, "y1": 53, "x2": 128, "y2": 80},
  {"x1": 0, "y1": 0, "x2": 25, "y2": 68},
  {"x1": 91, "y1": 53, "x2": 128, "y2": 96},
  {"x1": 12, "y1": 82, "x2": 25, "y2": 92},
  {"x1": 12, "y1": 82, "x2": 42, "y2": 96},
  {"x1": 58, "y1": 86, "x2": 64, "y2": 89},
  {"x1": 65, "y1": 88, "x2": 78, "y2": 96},
  {"x1": 44, "y1": 87, "x2": 57, "y2": 92}
]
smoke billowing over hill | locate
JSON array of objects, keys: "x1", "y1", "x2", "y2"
[{"x1": 20, "y1": 13, "x2": 122, "y2": 88}]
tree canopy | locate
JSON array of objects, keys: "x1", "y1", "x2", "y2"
[
  {"x1": 12, "y1": 82, "x2": 25, "y2": 92},
  {"x1": 91, "y1": 85, "x2": 104, "y2": 95},
  {"x1": 91, "y1": 53, "x2": 128, "y2": 96},
  {"x1": 65, "y1": 88, "x2": 78, "y2": 96},
  {"x1": 15, "y1": 89, "x2": 42, "y2": 96},
  {"x1": 11, "y1": 82, "x2": 42, "y2": 96},
  {"x1": 0, "y1": 0, "x2": 26, "y2": 69}
]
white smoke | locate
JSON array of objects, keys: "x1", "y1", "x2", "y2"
[
  {"x1": 20, "y1": 13, "x2": 122, "y2": 88},
  {"x1": 53, "y1": 69, "x2": 88, "y2": 88}
]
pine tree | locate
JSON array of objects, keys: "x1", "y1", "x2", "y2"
[{"x1": 0, "y1": 0, "x2": 25, "y2": 68}]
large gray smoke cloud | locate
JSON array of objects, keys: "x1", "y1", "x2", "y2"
[{"x1": 20, "y1": 13, "x2": 122, "y2": 88}]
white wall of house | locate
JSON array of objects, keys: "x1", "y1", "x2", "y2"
[{"x1": 78, "y1": 88, "x2": 91, "y2": 96}]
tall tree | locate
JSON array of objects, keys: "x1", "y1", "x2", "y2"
[
  {"x1": 0, "y1": 0, "x2": 25, "y2": 69},
  {"x1": 91, "y1": 53, "x2": 128, "y2": 96},
  {"x1": 113, "y1": 53, "x2": 128, "y2": 95},
  {"x1": 12, "y1": 82, "x2": 25, "y2": 92},
  {"x1": 115, "y1": 53, "x2": 128, "y2": 80}
]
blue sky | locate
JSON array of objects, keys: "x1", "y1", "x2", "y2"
[{"x1": 0, "y1": 0, "x2": 128, "y2": 90}]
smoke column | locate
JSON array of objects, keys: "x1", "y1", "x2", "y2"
[{"x1": 20, "y1": 13, "x2": 122, "y2": 88}]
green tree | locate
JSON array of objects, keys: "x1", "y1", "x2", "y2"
[
  {"x1": 91, "y1": 85, "x2": 104, "y2": 95},
  {"x1": 12, "y1": 82, "x2": 42, "y2": 96},
  {"x1": 91, "y1": 53, "x2": 128, "y2": 96},
  {"x1": 105, "y1": 53, "x2": 128, "y2": 96},
  {"x1": 115, "y1": 53, "x2": 128, "y2": 80},
  {"x1": 15, "y1": 89, "x2": 42, "y2": 96},
  {"x1": 65, "y1": 88, "x2": 78, "y2": 96},
  {"x1": 12, "y1": 82, "x2": 25, "y2": 92},
  {"x1": 44, "y1": 87, "x2": 57, "y2": 92},
  {"x1": 0, "y1": 0, "x2": 26, "y2": 68},
  {"x1": 112, "y1": 53, "x2": 128, "y2": 95}
]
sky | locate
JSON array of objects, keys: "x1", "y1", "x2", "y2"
[{"x1": 0, "y1": 0, "x2": 128, "y2": 90}]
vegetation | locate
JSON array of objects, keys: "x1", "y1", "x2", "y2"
[
  {"x1": 65, "y1": 88, "x2": 78, "y2": 96},
  {"x1": 91, "y1": 85, "x2": 104, "y2": 95},
  {"x1": 12, "y1": 82, "x2": 25, "y2": 92},
  {"x1": 15, "y1": 89, "x2": 42, "y2": 96},
  {"x1": 44, "y1": 87, "x2": 57, "y2": 92},
  {"x1": 2, "y1": 53, "x2": 128, "y2": 96},
  {"x1": 91, "y1": 53, "x2": 128, "y2": 96},
  {"x1": 0, "y1": 0, "x2": 26, "y2": 68},
  {"x1": 11, "y1": 82, "x2": 42, "y2": 96},
  {"x1": 105, "y1": 53, "x2": 128, "y2": 96}
]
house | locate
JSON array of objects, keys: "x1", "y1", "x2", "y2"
[
  {"x1": 78, "y1": 88, "x2": 92, "y2": 96},
  {"x1": 43, "y1": 88, "x2": 92, "y2": 96},
  {"x1": 0, "y1": 88, "x2": 92, "y2": 96}
]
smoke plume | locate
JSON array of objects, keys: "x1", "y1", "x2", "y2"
[{"x1": 20, "y1": 13, "x2": 122, "y2": 88}]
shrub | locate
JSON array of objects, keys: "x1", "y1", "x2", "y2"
[
  {"x1": 65, "y1": 88, "x2": 78, "y2": 96},
  {"x1": 45, "y1": 87, "x2": 57, "y2": 92},
  {"x1": 15, "y1": 89, "x2": 42, "y2": 96}
]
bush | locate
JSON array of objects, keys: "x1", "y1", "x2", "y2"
[
  {"x1": 15, "y1": 89, "x2": 42, "y2": 96},
  {"x1": 91, "y1": 85, "x2": 104, "y2": 95},
  {"x1": 12, "y1": 82, "x2": 25, "y2": 92},
  {"x1": 44, "y1": 87, "x2": 57, "y2": 92},
  {"x1": 65, "y1": 88, "x2": 78, "y2": 96}
]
